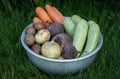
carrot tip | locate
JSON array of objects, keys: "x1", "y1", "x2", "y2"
[{"x1": 33, "y1": 17, "x2": 41, "y2": 23}]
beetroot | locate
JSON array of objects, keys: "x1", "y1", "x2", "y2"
[
  {"x1": 47, "y1": 22, "x2": 64, "y2": 37},
  {"x1": 52, "y1": 33, "x2": 78, "y2": 59}
]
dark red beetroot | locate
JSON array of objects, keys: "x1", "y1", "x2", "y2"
[
  {"x1": 62, "y1": 43, "x2": 78, "y2": 59},
  {"x1": 47, "y1": 22, "x2": 64, "y2": 37},
  {"x1": 52, "y1": 33, "x2": 78, "y2": 59},
  {"x1": 52, "y1": 33, "x2": 72, "y2": 45}
]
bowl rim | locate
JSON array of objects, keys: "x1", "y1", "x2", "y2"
[{"x1": 21, "y1": 23, "x2": 103, "y2": 63}]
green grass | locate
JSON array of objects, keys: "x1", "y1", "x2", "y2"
[{"x1": 0, "y1": 0, "x2": 120, "y2": 79}]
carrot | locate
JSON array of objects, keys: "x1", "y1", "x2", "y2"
[
  {"x1": 45, "y1": 4, "x2": 63, "y2": 24},
  {"x1": 33, "y1": 17, "x2": 41, "y2": 24},
  {"x1": 52, "y1": 7, "x2": 65, "y2": 22},
  {"x1": 35, "y1": 7, "x2": 53, "y2": 27}
]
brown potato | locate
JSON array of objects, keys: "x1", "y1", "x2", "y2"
[
  {"x1": 26, "y1": 26, "x2": 36, "y2": 35},
  {"x1": 31, "y1": 44, "x2": 41, "y2": 54},
  {"x1": 34, "y1": 22, "x2": 45, "y2": 31},
  {"x1": 25, "y1": 34, "x2": 35, "y2": 46}
]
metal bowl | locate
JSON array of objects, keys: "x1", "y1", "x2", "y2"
[{"x1": 21, "y1": 23, "x2": 103, "y2": 75}]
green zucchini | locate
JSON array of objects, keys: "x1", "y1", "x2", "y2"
[
  {"x1": 73, "y1": 19, "x2": 88, "y2": 52},
  {"x1": 81, "y1": 20, "x2": 100, "y2": 56},
  {"x1": 63, "y1": 18, "x2": 76, "y2": 38},
  {"x1": 71, "y1": 15, "x2": 81, "y2": 24}
]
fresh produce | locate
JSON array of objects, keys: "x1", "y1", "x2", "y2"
[
  {"x1": 41, "y1": 41, "x2": 61, "y2": 58},
  {"x1": 35, "y1": 29, "x2": 50, "y2": 44},
  {"x1": 33, "y1": 22, "x2": 45, "y2": 31},
  {"x1": 31, "y1": 44, "x2": 41, "y2": 54},
  {"x1": 63, "y1": 18, "x2": 76, "y2": 38},
  {"x1": 24, "y1": 4, "x2": 101, "y2": 59},
  {"x1": 26, "y1": 26, "x2": 36, "y2": 35},
  {"x1": 62, "y1": 43, "x2": 78, "y2": 59},
  {"x1": 35, "y1": 7, "x2": 53, "y2": 27},
  {"x1": 52, "y1": 33, "x2": 72, "y2": 46},
  {"x1": 81, "y1": 20, "x2": 100, "y2": 56},
  {"x1": 47, "y1": 22, "x2": 64, "y2": 37},
  {"x1": 33, "y1": 17, "x2": 42, "y2": 23},
  {"x1": 73, "y1": 19, "x2": 88, "y2": 52},
  {"x1": 52, "y1": 7, "x2": 65, "y2": 22},
  {"x1": 33, "y1": 17, "x2": 45, "y2": 30},
  {"x1": 45, "y1": 4, "x2": 63, "y2": 24},
  {"x1": 52, "y1": 33, "x2": 78, "y2": 59},
  {"x1": 71, "y1": 15, "x2": 81, "y2": 24},
  {"x1": 25, "y1": 34, "x2": 35, "y2": 46}
]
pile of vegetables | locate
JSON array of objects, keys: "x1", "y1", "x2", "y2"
[{"x1": 24, "y1": 4, "x2": 100, "y2": 59}]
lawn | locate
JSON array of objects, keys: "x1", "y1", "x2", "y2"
[{"x1": 0, "y1": 0, "x2": 120, "y2": 79}]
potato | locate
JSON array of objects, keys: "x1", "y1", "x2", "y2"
[
  {"x1": 35, "y1": 29, "x2": 50, "y2": 44},
  {"x1": 26, "y1": 26, "x2": 36, "y2": 35},
  {"x1": 25, "y1": 34, "x2": 35, "y2": 46},
  {"x1": 47, "y1": 22, "x2": 64, "y2": 37},
  {"x1": 34, "y1": 22, "x2": 45, "y2": 31},
  {"x1": 31, "y1": 44, "x2": 41, "y2": 54}
]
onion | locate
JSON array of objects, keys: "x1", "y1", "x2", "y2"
[
  {"x1": 35, "y1": 29, "x2": 50, "y2": 44},
  {"x1": 41, "y1": 41, "x2": 61, "y2": 58}
]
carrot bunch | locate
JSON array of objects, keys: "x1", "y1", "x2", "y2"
[{"x1": 34, "y1": 4, "x2": 64, "y2": 27}]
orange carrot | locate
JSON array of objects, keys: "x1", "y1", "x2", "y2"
[
  {"x1": 45, "y1": 4, "x2": 63, "y2": 24},
  {"x1": 33, "y1": 17, "x2": 41, "y2": 24},
  {"x1": 35, "y1": 7, "x2": 53, "y2": 27},
  {"x1": 52, "y1": 7, "x2": 65, "y2": 22}
]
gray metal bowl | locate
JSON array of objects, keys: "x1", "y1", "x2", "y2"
[{"x1": 21, "y1": 23, "x2": 103, "y2": 75}]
